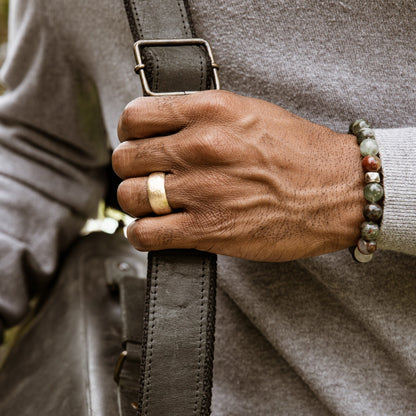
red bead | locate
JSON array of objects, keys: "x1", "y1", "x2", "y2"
[{"x1": 362, "y1": 155, "x2": 381, "y2": 172}]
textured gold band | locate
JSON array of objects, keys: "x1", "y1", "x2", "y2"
[{"x1": 147, "y1": 172, "x2": 172, "y2": 215}]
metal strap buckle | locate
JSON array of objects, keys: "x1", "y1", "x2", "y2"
[
  {"x1": 133, "y1": 38, "x2": 220, "y2": 96},
  {"x1": 113, "y1": 350, "x2": 128, "y2": 383},
  {"x1": 114, "y1": 345, "x2": 142, "y2": 384}
]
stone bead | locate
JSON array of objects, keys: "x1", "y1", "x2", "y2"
[
  {"x1": 350, "y1": 119, "x2": 370, "y2": 136},
  {"x1": 364, "y1": 172, "x2": 380, "y2": 184},
  {"x1": 356, "y1": 128, "x2": 375, "y2": 144},
  {"x1": 362, "y1": 155, "x2": 381, "y2": 172},
  {"x1": 357, "y1": 238, "x2": 377, "y2": 254},
  {"x1": 353, "y1": 246, "x2": 374, "y2": 263},
  {"x1": 364, "y1": 183, "x2": 384, "y2": 203},
  {"x1": 360, "y1": 138, "x2": 379, "y2": 156},
  {"x1": 360, "y1": 221, "x2": 380, "y2": 240},
  {"x1": 364, "y1": 203, "x2": 383, "y2": 221}
]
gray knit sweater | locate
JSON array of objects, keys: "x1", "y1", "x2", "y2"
[{"x1": 1, "y1": 0, "x2": 415, "y2": 414}]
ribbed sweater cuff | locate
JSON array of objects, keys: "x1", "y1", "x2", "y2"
[{"x1": 374, "y1": 127, "x2": 416, "y2": 255}]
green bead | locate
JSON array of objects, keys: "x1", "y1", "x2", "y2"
[
  {"x1": 360, "y1": 138, "x2": 379, "y2": 156},
  {"x1": 357, "y1": 238, "x2": 377, "y2": 254},
  {"x1": 356, "y1": 128, "x2": 375, "y2": 144},
  {"x1": 350, "y1": 119, "x2": 370, "y2": 135},
  {"x1": 363, "y1": 203, "x2": 383, "y2": 221},
  {"x1": 360, "y1": 221, "x2": 380, "y2": 240},
  {"x1": 364, "y1": 183, "x2": 384, "y2": 203}
]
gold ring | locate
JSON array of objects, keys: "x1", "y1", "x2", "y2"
[{"x1": 147, "y1": 172, "x2": 172, "y2": 215}]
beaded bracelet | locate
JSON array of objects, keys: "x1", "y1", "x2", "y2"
[{"x1": 349, "y1": 120, "x2": 384, "y2": 263}]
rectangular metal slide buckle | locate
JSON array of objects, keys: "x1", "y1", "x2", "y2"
[
  {"x1": 133, "y1": 38, "x2": 220, "y2": 97},
  {"x1": 113, "y1": 350, "x2": 127, "y2": 383}
]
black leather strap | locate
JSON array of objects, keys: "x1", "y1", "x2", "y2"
[
  {"x1": 121, "y1": 1, "x2": 218, "y2": 415},
  {"x1": 139, "y1": 250, "x2": 217, "y2": 416},
  {"x1": 123, "y1": 0, "x2": 213, "y2": 93}
]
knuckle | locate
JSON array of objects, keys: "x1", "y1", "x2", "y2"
[
  {"x1": 192, "y1": 130, "x2": 233, "y2": 162},
  {"x1": 200, "y1": 209, "x2": 233, "y2": 234},
  {"x1": 116, "y1": 181, "x2": 133, "y2": 211},
  {"x1": 118, "y1": 99, "x2": 142, "y2": 139},
  {"x1": 111, "y1": 149, "x2": 122, "y2": 176},
  {"x1": 181, "y1": 213, "x2": 201, "y2": 237},
  {"x1": 128, "y1": 220, "x2": 154, "y2": 251},
  {"x1": 184, "y1": 208, "x2": 234, "y2": 251},
  {"x1": 197, "y1": 90, "x2": 237, "y2": 118},
  {"x1": 197, "y1": 132, "x2": 219, "y2": 153},
  {"x1": 111, "y1": 142, "x2": 134, "y2": 178},
  {"x1": 118, "y1": 110, "x2": 132, "y2": 140}
]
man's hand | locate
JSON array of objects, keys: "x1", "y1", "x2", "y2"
[{"x1": 112, "y1": 90, "x2": 364, "y2": 262}]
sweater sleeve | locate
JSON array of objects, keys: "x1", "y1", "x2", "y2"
[
  {"x1": 0, "y1": 0, "x2": 109, "y2": 332},
  {"x1": 375, "y1": 127, "x2": 416, "y2": 255}
]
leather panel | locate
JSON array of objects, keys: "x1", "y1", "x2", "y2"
[{"x1": 0, "y1": 232, "x2": 147, "y2": 416}]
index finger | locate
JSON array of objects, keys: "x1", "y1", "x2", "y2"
[
  {"x1": 117, "y1": 95, "x2": 191, "y2": 142},
  {"x1": 117, "y1": 90, "x2": 233, "y2": 142}
]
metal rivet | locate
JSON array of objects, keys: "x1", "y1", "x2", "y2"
[{"x1": 117, "y1": 262, "x2": 130, "y2": 272}]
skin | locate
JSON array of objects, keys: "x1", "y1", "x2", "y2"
[{"x1": 112, "y1": 90, "x2": 365, "y2": 262}]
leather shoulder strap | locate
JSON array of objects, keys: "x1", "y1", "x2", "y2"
[
  {"x1": 124, "y1": 0, "x2": 216, "y2": 94},
  {"x1": 121, "y1": 2, "x2": 219, "y2": 415},
  {"x1": 140, "y1": 250, "x2": 216, "y2": 416}
]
